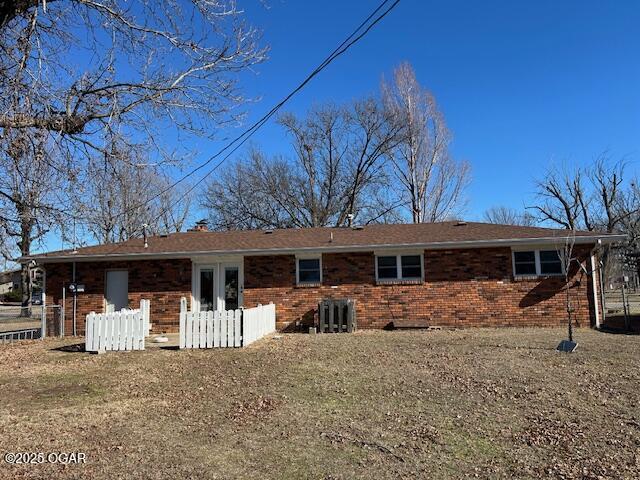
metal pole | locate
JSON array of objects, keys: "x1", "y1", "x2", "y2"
[
  {"x1": 41, "y1": 292, "x2": 46, "y2": 339},
  {"x1": 622, "y1": 283, "x2": 630, "y2": 331},
  {"x1": 598, "y1": 261, "x2": 606, "y2": 326},
  {"x1": 62, "y1": 285, "x2": 66, "y2": 337},
  {"x1": 72, "y1": 262, "x2": 77, "y2": 336}
]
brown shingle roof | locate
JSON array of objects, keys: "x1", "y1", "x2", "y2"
[{"x1": 27, "y1": 222, "x2": 624, "y2": 262}]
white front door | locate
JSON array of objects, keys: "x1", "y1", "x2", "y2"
[
  {"x1": 195, "y1": 262, "x2": 243, "y2": 312},
  {"x1": 105, "y1": 270, "x2": 128, "y2": 312}
]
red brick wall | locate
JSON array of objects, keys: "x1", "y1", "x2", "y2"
[
  {"x1": 243, "y1": 246, "x2": 599, "y2": 331},
  {"x1": 44, "y1": 259, "x2": 191, "y2": 335},
  {"x1": 43, "y1": 245, "x2": 600, "y2": 336}
]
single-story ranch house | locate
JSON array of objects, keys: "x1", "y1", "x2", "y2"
[{"x1": 25, "y1": 222, "x2": 624, "y2": 335}]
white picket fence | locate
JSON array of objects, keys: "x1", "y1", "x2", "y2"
[
  {"x1": 140, "y1": 299, "x2": 151, "y2": 335},
  {"x1": 179, "y1": 299, "x2": 276, "y2": 349},
  {"x1": 85, "y1": 300, "x2": 150, "y2": 353},
  {"x1": 242, "y1": 303, "x2": 276, "y2": 346},
  {"x1": 179, "y1": 309, "x2": 242, "y2": 349}
]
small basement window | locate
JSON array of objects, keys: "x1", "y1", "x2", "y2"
[
  {"x1": 513, "y1": 249, "x2": 564, "y2": 277},
  {"x1": 296, "y1": 256, "x2": 321, "y2": 285},
  {"x1": 376, "y1": 254, "x2": 423, "y2": 282}
]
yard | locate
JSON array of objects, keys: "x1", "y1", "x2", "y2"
[{"x1": 0, "y1": 328, "x2": 638, "y2": 479}]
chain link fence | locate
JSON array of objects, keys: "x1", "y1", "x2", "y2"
[{"x1": 0, "y1": 304, "x2": 64, "y2": 343}]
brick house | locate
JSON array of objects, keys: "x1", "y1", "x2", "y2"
[{"x1": 24, "y1": 222, "x2": 624, "y2": 335}]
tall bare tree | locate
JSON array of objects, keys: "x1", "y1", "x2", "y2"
[
  {"x1": 204, "y1": 100, "x2": 404, "y2": 229},
  {"x1": 0, "y1": 127, "x2": 68, "y2": 311},
  {"x1": 531, "y1": 153, "x2": 636, "y2": 283},
  {"x1": 156, "y1": 180, "x2": 194, "y2": 235},
  {"x1": 530, "y1": 154, "x2": 627, "y2": 232},
  {"x1": 484, "y1": 206, "x2": 537, "y2": 226},
  {"x1": 80, "y1": 143, "x2": 194, "y2": 243},
  {"x1": 382, "y1": 62, "x2": 470, "y2": 223}
]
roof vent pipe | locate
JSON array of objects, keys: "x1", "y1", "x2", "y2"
[
  {"x1": 347, "y1": 213, "x2": 354, "y2": 227},
  {"x1": 142, "y1": 224, "x2": 149, "y2": 248},
  {"x1": 330, "y1": 232, "x2": 334, "y2": 243}
]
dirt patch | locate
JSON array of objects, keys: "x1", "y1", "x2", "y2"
[
  {"x1": 0, "y1": 328, "x2": 638, "y2": 479},
  {"x1": 228, "y1": 395, "x2": 280, "y2": 423}
]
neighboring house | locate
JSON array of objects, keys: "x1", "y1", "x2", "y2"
[
  {"x1": 0, "y1": 269, "x2": 21, "y2": 297},
  {"x1": 24, "y1": 222, "x2": 624, "y2": 335}
]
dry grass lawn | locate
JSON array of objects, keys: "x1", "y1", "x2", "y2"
[{"x1": 0, "y1": 328, "x2": 639, "y2": 479}]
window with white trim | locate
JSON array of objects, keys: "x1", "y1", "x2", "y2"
[
  {"x1": 296, "y1": 256, "x2": 322, "y2": 285},
  {"x1": 513, "y1": 249, "x2": 563, "y2": 277},
  {"x1": 375, "y1": 254, "x2": 423, "y2": 282}
]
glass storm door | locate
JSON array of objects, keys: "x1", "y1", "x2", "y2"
[
  {"x1": 222, "y1": 266, "x2": 239, "y2": 311},
  {"x1": 199, "y1": 267, "x2": 216, "y2": 312},
  {"x1": 196, "y1": 263, "x2": 243, "y2": 312}
]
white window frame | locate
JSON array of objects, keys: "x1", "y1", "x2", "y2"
[
  {"x1": 296, "y1": 254, "x2": 322, "y2": 286},
  {"x1": 512, "y1": 248, "x2": 565, "y2": 278},
  {"x1": 374, "y1": 251, "x2": 424, "y2": 282}
]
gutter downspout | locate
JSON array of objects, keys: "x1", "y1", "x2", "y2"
[
  {"x1": 590, "y1": 247, "x2": 601, "y2": 329},
  {"x1": 62, "y1": 283, "x2": 66, "y2": 337},
  {"x1": 598, "y1": 259, "x2": 606, "y2": 327}
]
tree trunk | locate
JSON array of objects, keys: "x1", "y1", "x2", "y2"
[{"x1": 18, "y1": 210, "x2": 33, "y2": 317}]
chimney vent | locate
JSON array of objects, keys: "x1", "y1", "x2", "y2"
[{"x1": 189, "y1": 220, "x2": 209, "y2": 232}]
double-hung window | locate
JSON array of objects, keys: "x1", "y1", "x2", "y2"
[
  {"x1": 375, "y1": 253, "x2": 423, "y2": 282},
  {"x1": 513, "y1": 249, "x2": 563, "y2": 277},
  {"x1": 296, "y1": 256, "x2": 322, "y2": 285}
]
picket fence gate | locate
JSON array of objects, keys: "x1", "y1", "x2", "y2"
[
  {"x1": 85, "y1": 300, "x2": 149, "y2": 353},
  {"x1": 140, "y1": 299, "x2": 151, "y2": 335},
  {"x1": 179, "y1": 299, "x2": 276, "y2": 349}
]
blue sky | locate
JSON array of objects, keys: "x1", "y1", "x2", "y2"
[{"x1": 192, "y1": 0, "x2": 638, "y2": 219}]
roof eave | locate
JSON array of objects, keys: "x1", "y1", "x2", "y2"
[{"x1": 22, "y1": 233, "x2": 627, "y2": 264}]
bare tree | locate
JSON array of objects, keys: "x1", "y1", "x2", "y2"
[
  {"x1": 616, "y1": 178, "x2": 640, "y2": 282},
  {"x1": 0, "y1": 1, "x2": 267, "y2": 151},
  {"x1": 79, "y1": 142, "x2": 193, "y2": 243},
  {"x1": 204, "y1": 100, "x2": 404, "y2": 229},
  {"x1": 156, "y1": 180, "x2": 194, "y2": 234},
  {"x1": 0, "y1": 127, "x2": 68, "y2": 312},
  {"x1": 555, "y1": 231, "x2": 577, "y2": 344},
  {"x1": 530, "y1": 153, "x2": 633, "y2": 283},
  {"x1": 484, "y1": 206, "x2": 537, "y2": 226},
  {"x1": 81, "y1": 146, "x2": 157, "y2": 244},
  {"x1": 530, "y1": 154, "x2": 627, "y2": 232},
  {"x1": 381, "y1": 62, "x2": 470, "y2": 223}
]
